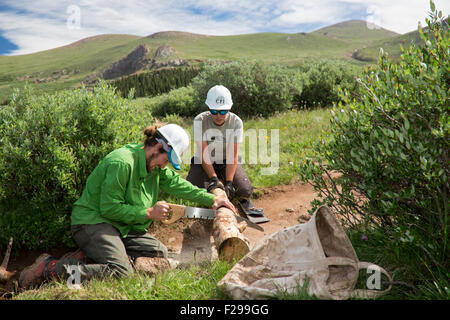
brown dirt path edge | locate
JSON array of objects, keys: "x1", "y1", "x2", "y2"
[{"x1": 0, "y1": 180, "x2": 318, "y2": 298}]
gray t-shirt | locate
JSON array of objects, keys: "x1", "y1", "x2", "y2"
[{"x1": 193, "y1": 111, "x2": 243, "y2": 163}]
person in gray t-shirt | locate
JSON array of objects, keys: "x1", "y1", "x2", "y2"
[{"x1": 186, "y1": 85, "x2": 269, "y2": 223}]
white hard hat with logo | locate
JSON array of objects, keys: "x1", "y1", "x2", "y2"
[
  {"x1": 205, "y1": 85, "x2": 233, "y2": 110},
  {"x1": 156, "y1": 124, "x2": 190, "y2": 170}
]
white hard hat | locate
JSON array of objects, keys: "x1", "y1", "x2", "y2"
[
  {"x1": 205, "y1": 85, "x2": 233, "y2": 110},
  {"x1": 156, "y1": 124, "x2": 190, "y2": 170}
]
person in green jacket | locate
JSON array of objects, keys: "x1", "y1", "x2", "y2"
[{"x1": 19, "y1": 123, "x2": 236, "y2": 289}]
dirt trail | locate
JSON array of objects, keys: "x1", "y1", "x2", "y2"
[{"x1": 0, "y1": 180, "x2": 319, "y2": 297}]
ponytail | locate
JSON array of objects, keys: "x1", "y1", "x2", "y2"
[{"x1": 143, "y1": 121, "x2": 166, "y2": 147}]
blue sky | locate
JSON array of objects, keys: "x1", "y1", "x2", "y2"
[{"x1": 0, "y1": 0, "x2": 448, "y2": 56}]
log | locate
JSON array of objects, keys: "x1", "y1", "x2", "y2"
[
  {"x1": 211, "y1": 189, "x2": 250, "y2": 262},
  {"x1": 0, "y1": 237, "x2": 15, "y2": 283}
]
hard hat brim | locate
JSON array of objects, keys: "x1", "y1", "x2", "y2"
[{"x1": 205, "y1": 101, "x2": 233, "y2": 110}]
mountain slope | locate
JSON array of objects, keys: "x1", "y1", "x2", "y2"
[
  {"x1": 0, "y1": 20, "x2": 403, "y2": 102},
  {"x1": 311, "y1": 20, "x2": 398, "y2": 42},
  {"x1": 352, "y1": 28, "x2": 423, "y2": 62},
  {"x1": 0, "y1": 34, "x2": 143, "y2": 101}
]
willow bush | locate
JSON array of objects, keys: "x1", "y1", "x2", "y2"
[
  {"x1": 0, "y1": 81, "x2": 150, "y2": 249},
  {"x1": 298, "y1": 3, "x2": 448, "y2": 297}
]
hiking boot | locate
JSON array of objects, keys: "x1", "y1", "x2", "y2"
[
  {"x1": 19, "y1": 254, "x2": 58, "y2": 289},
  {"x1": 134, "y1": 257, "x2": 172, "y2": 275}
]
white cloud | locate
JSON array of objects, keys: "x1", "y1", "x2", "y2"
[
  {"x1": 0, "y1": 0, "x2": 448, "y2": 55},
  {"x1": 344, "y1": 0, "x2": 450, "y2": 33},
  {"x1": 0, "y1": 11, "x2": 95, "y2": 55},
  {"x1": 272, "y1": 1, "x2": 348, "y2": 26}
]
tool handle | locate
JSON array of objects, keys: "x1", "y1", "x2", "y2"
[{"x1": 161, "y1": 203, "x2": 186, "y2": 224}]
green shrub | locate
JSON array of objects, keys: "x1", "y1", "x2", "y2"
[
  {"x1": 149, "y1": 85, "x2": 199, "y2": 118},
  {"x1": 190, "y1": 60, "x2": 302, "y2": 118},
  {"x1": 0, "y1": 81, "x2": 151, "y2": 250},
  {"x1": 298, "y1": 3, "x2": 448, "y2": 296},
  {"x1": 295, "y1": 59, "x2": 361, "y2": 108},
  {"x1": 147, "y1": 60, "x2": 361, "y2": 119}
]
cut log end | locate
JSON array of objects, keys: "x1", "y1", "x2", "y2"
[
  {"x1": 218, "y1": 237, "x2": 250, "y2": 263},
  {"x1": 211, "y1": 188, "x2": 250, "y2": 262}
]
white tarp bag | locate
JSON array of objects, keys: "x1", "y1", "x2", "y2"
[{"x1": 218, "y1": 206, "x2": 392, "y2": 300}]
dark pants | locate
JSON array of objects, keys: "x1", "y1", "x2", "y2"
[
  {"x1": 186, "y1": 157, "x2": 253, "y2": 199},
  {"x1": 53, "y1": 223, "x2": 167, "y2": 282}
]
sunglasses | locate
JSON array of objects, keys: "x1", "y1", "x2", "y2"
[{"x1": 210, "y1": 109, "x2": 229, "y2": 115}]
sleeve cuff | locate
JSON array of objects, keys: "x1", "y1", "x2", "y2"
[
  {"x1": 206, "y1": 193, "x2": 216, "y2": 207},
  {"x1": 136, "y1": 208, "x2": 149, "y2": 224}
]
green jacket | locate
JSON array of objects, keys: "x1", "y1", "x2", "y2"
[{"x1": 71, "y1": 143, "x2": 215, "y2": 237}]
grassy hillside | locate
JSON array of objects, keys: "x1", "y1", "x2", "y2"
[
  {"x1": 311, "y1": 20, "x2": 398, "y2": 42},
  {"x1": 0, "y1": 20, "x2": 400, "y2": 102},
  {"x1": 0, "y1": 34, "x2": 142, "y2": 102},
  {"x1": 352, "y1": 29, "x2": 423, "y2": 62}
]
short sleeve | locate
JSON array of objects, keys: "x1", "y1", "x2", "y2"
[
  {"x1": 234, "y1": 117, "x2": 244, "y2": 143},
  {"x1": 193, "y1": 114, "x2": 204, "y2": 142}
]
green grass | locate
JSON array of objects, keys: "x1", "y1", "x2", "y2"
[
  {"x1": 12, "y1": 259, "x2": 321, "y2": 300},
  {"x1": 238, "y1": 108, "x2": 332, "y2": 192},
  {"x1": 13, "y1": 260, "x2": 233, "y2": 300},
  {"x1": 353, "y1": 29, "x2": 423, "y2": 62},
  {"x1": 348, "y1": 228, "x2": 450, "y2": 300}
]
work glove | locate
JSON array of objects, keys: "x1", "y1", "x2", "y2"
[
  {"x1": 224, "y1": 180, "x2": 236, "y2": 200},
  {"x1": 207, "y1": 176, "x2": 224, "y2": 193}
]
